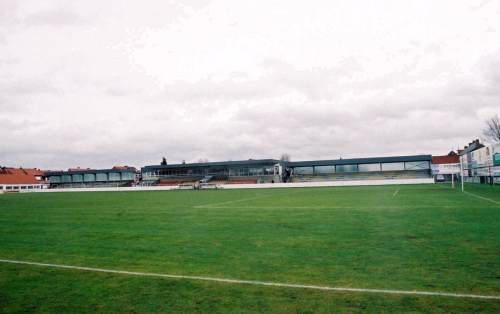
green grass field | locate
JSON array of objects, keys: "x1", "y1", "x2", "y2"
[{"x1": 1, "y1": 183, "x2": 499, "y2": 313}]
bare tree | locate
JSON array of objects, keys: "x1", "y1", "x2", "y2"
[
  {"x1": 280, "y1": 153, "x2": 291, "y2": 161},
  {"x1": 483, "y1": 115, "x2": 500, "y2": 142}
]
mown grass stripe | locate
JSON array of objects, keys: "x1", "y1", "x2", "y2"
[{"x1": 193, "y1": 195, "x2": 270, "y2": 208}]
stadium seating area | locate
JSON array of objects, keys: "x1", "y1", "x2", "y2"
[
  {"x1": 226, "y1": 178, "x2": 259, "y2": 184},
  {"x1": 147, "y1": 172, "x2": 429, "y2": 186},
  {"x1": 156, "y1": 178, "x2": 200, "y2": 186},
  {"x1": 291, "y1": 170, "x2": 430, "y2": 183},
  {"x1": 136, "y1": 156, "x2": 433, "y2": 188},
  {"x1": 217, "y1": 176, "x2": 279, "y2": 184}
]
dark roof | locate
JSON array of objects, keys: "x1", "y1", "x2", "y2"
[
  {"x1": 141, "y1": 155, "x2": 432, "y2": 171},
  {"x1": 460, "y1": 140, "x2": 485, "y2": 155},
  {"x1": 285, "y1": 155, "x2": 432, "y2": 167},
  {"x1": 142, "y1": 159, "x2": 280, "y2": 171},
  {"x1": 45, "y1": 167, "x2": 136, "y2": 176},
  {"x1": 432, "y1": 155, "x2": 459, "y2": 164}
]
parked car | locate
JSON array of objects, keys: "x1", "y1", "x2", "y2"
[{"x1": 435, "y1": 174, "x2": 445, "y2": 182}]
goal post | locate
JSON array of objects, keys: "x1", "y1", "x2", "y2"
[{"x1": 460, "y1": 155, "x2": 464, "y2": 192}]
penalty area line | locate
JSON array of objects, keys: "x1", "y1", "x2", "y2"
[
  {"x1": 0, "y1": 259, "x2": 499, "y2": 300},
  {"x1": 463, "y1": 191, "x2": 500, "y2": 205}
]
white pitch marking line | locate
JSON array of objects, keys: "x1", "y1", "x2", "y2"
[
  {"x1": 187, "y1": 204, "x2": 498, "y2": 210},
  {"x1": 392, "y1": 189, "x2": 400, "y2": 197},
  {"x1": 463, "y1": 191, "x2": 500, "y2": 205},
  {"x1": 1, "y1": 259, "x2": 499, "y2": 300}
]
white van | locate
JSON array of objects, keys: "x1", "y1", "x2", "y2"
[{"x1": 435, "y1": 174, "x2": 445, "y2": 182}]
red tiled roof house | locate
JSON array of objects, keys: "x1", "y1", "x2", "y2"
[{"x1": 0, "y1": 167, "x2": 49, "y2": 192}]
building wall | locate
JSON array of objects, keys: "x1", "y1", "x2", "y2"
[
  {"x1": 431, "y1": 163, "x2": 460, "y2": 175},
  {"x1": 460, "y1": 143, "x2": 500, "y2": 183},
  {"x1": 0, "y1": 184, "x2": 47, "y2": 193},
  {"x1": 20, "y1": 178, "x2": 435, "y2": 193},
  {"x1": 47, "y1": 170, "x2": 136, "y2": 188},
  {"x1": 291, "y1": 160, "x2": 431, "y2": 175}
]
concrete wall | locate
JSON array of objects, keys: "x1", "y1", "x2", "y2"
[
  {"x1": 18, "y1": 178, "x2": 434, "y2": 193},
  {"x1": 220, "y1": 178, "x2": 434, "y2": 189}
]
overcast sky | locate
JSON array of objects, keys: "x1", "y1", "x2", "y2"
[{"x1": 1, "y1": 0, "x2": 499, "y2": 169}]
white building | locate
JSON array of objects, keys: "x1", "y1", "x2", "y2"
[{"x1": 459, "y1": 140, "x2": 500, "y2": 184}]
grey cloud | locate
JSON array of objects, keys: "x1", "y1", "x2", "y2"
[
  {"x1": 479, "y1": 52, "x2": 500, "y2": 89},
  {"x1": 0, "y1": 78, "x2": 59, "y2": 114},
  {"x1": 0, "y1": 2, "x2": 85, "y2": 30},
  {"x1": 471, "y1": 0, "x2": 494, "y2": 10},
  {"x1": 23, "y1": 6, "x2": 87, "y2": 27},
  {"x1": 0, "y1": 57, "x2": 19, "y2": 67},
  {"x1": 156, "y1": 58, "x2": 359, "y2": 105},
  {"x1": 0, "y1": 0, "x2": 19, "y2": 25},
  {"x1": 0, "y1": 78, "x2": 58, "y2": 96}
]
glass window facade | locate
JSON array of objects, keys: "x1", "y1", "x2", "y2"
[
  {"x1": 358, "y1": 163, "x2": 381, "y2": 172},
  {"x1": 96, "y1": 173, "x2": 108, "y2": 182},
  {"x1": 50, "y1": 176, "x2": 61, "y2": 183},
  {"x1": 84, "y1": 173, "x2": 96, "y2": 182},
  {"x1": 121, "y1": 172, "x2": 134, "y2": 180},
  {"x1": 229, "y1": 168, "x2": 248, "y2": 176},
  {"x1": 108, "y1": 172, "x2": 121, "y2": 181},
  {"x1": 381, "y1": 162, "x2": 405, "y2": 171},
  {"x1": 207, "y1": 168, "x2": 227, "y2": 176},
  {"x1": 147, "y1": 163, "x2": 277, "y2": 178},
  {"x1": 294, "y1": 167, "x2": 314, "y2": 175},
  {"x1": 404, "y1": 161, "x2": 430, "y2": 170},
  {"x1": 61, "y1": 175, "x2": 72, "y2": 183},
  {"x1": 248, "y1": 168, "x2": 264, "y2": 176},
  {"x1": 72, "y1": 174, "x2": 83, "y2": 182},
  {"x1": 336, "y1": 164, "x2": 358, "y2": 173},
  {"x1": 314, "y1": 165, "x2": 335, "y2": 174},
  {"x1": 228, "y1": 167, "x2": 274, "y2": 176}
]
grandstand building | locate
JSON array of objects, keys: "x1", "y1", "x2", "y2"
[
  {"x1": 141, "y1": 159, "x2": 281, "y2": 186},
  {"x1": 141, "y1": 155, "x2": 432, "y2": 186},
  {"x1": 284, "y1": 155, "x2": 432, "y2": 183},
  {"x1": 44, "y1": 166, "x2": 137, "y2": 188}
]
